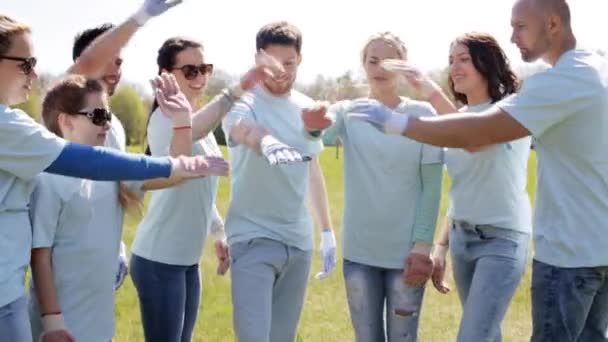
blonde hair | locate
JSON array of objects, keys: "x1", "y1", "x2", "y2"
[
  {"x1": 0, "y1": 15, "x2": 31, "y2": 56},
  {"x1": 361, "y1": 31, "x2": 408, "y2": 63},
  {"x1": 42, "y1": 75, "x2": 143, "y2": 215}
]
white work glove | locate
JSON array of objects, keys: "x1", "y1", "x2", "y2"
[
  {"x1": 132, "y1": 0, "x2": 183, "y2": 26},
  {"x1": 260, "y1": 135, "x2": 311, "y2": 166},
  {"x1": 347, "y1": 99, "x2": 409, "y2": 135},
  {"x1": 315, "y1": 229, "x2": 337, "y2": 280},
  {"x1": 114, "y1": 241, "x2": 129, "y2": 290}
]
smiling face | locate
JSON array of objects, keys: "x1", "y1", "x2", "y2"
[
  {"x1": 165, "y1": 46, "x2": 210, "y2": 102},
  {"x1": 0, "y1": 32, "x2": 38, "y2": 105},
  {"x1": 448, "y1": 42, "x2": 488, "y2": 98}
]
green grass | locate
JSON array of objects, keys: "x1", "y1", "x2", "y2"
[{"x1": 115, "y1": 147, "x2": 538, "y2": 341}]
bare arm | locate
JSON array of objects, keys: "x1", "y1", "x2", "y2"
[
  {"x1": 67, "y1": 19, "x2": 139, "y2": 78},
  {"x1": 435, "y1": 216, "x2": 450, "y2": 247},
  {"x1": 308, "y1": 156, "x2": 333, "y2": 231},
  {"x1": 428, "y1": 91, "x2": 458, "y2": 115},
  {"x1": 31, "y1": 248, "x2": 61, "y2": 316},
  {"x1": 404, "y1": 107, "x2": 530, "y2": 148}
]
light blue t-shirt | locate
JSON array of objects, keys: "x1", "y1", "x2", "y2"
[
  {"x1": 0, "y1": 105, "x2": 65, "y2": 307},
  {"x1": 28, "y1": 175, "x2": 124, "y2": 342},
  {"x1": 222, "y1": 86, "x2": 323, "y2": 251},
  {"x1": 326, "y1": 98, "x2": 444, "y2": 269},
  {"x1": 445, "y1": 102, "x2": 532, "y2": 233},
  {"x1": 132, "y1": 108, "x2": 221, "y2": 266},
  {"x1": 498, "y1": 48, "x2": 608, "y2": 268}
]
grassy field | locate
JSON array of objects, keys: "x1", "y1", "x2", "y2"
[{"x1": 115, "y1": 147, "x2": 538, "y2": 341}]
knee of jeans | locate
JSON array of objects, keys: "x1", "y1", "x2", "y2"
[{"x1": 389, "y1": 279, "x2": 424, "y2": 318}]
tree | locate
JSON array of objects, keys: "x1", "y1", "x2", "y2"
[{"x1": 109, "y1": 85, "x2": 148, "y2": 146}]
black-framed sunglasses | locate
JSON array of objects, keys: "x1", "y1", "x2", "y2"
[
  {"x1": 76, "y1": 108, "x2": 112, "y2": 126},
  {"x1": 0, "y1": 55, "x2": 37, "y2": 75},
  {"x1": 171, "y1": 63, "x2": 214, "y2": 80}
]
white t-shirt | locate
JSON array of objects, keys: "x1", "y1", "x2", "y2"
[
  {"x1": 0, "y1": 104, "x2": 65, "y2": 307},
  {"x1": 132, "y1": 108, "x2": 221, "y2": 265},
  {"x1": 222, "y1": 86, "x2": 324, "y2": 251},
  {"x1": 498, "y1": 48, "x2": 608, "y2": 267},
  {"x1": 445, "y1": 102, "x2": 532, "y2": 233},
  {"x1": 28, "y1": 174, "x2": 124, "y2": 342}
]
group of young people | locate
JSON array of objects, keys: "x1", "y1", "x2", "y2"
[{"x1": 1, "y1": 0, "x2": 607, "y2": 341}]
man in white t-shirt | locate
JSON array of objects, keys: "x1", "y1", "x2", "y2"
[
  {"x1": 222, "y1": 21, "x2": 336, "y2": 342},
  {"x1": 349, "y1": 1, "x2": 608, "y2": 341}
]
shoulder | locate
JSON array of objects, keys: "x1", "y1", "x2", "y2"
[{"x1": 399, "y1": 98, "x2": 436, "y2": 117}]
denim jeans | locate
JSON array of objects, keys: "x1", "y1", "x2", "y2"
[
  {"x1": 450, "y1": 221, "x2": 530, "y2": 342},
  {"x1": 230, "y1": 238, "x2": 312, "y2": 342},
  {"x1": 0, "y1": 296, "x2": 32, "y2": 342},
  {"x1": 531, "y1": 260, "x2": 608, "y2": 342},
  {"x1": 130, "y1": 254, "x2": 201, "y2": 342},
  {"x1": 343, "y1": 259, "x2": 425, "y2": 342}
]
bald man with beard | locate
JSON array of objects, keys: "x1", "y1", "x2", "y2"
[{"x1": 344, "y1": 1, "x2": 608, "y2": 340}]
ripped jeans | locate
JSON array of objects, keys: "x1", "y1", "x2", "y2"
[{"x1": 343, "y1": 259, "x2": 424, "y2": 342}]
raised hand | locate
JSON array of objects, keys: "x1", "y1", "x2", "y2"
[
  {"x1": 239, "y1": 50, "x2": 288, "y2": 91},
  {"x1": 151, "y1": 73, "x2": 192, "y2": 127},
  {"x1": 302, "y1": 101, "x2": 332, "y2": 132},
  {"x1": 381, "y1": 59, "x2": 441, "y2": 99},
  {"x1": 134, "y1": 0, "x2": 183, "y2": 26}
]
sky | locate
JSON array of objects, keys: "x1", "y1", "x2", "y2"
[{"x1": 4, "y1": 0, "x2": 607, "y2": 87}]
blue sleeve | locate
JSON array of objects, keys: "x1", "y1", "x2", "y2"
[
  {"x1": 412, "y1": 163, "x2": 443, "y2": 243},
  {"x1": 45, "y1": 142, "x2": 172, "y2": 181}
]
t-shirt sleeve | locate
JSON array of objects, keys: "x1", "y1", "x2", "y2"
[
  {"x1": 0, "y1": 107, "x2": 66, "y2": 180},
  {"x1": 497, "y1": 69, "x2": 596, "y2": 137},
  {"x1": 147, "y1": 109, "x2": 173, "y2": 156}
]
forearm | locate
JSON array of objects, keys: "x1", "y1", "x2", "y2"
[
  {"x1": 435, "y1": 217, "x2": 450, "y2": 246},
  {"x1": 210, "y1": 204, "x2": 226, "y2": 239},
  {"x1": 412, "y1": 163, "x2": 443, "y2": 244},
  {"x1": 192, "y1": 87, "x2": 243, "y2": 141},
  {"x1": 142, "y1": 177, "x2": 184, "y2": 190},
  {"x1": 402, "y1": 104, "x2": 532, "y2": 148},
  {"x1": 31, "y1": 249, "x2": 61, "y2": 315},
  {"x1": 308, "y1": 157, "x2": 332, "y2": 230},
  {"x1": 67, "y1": 19, "x2": 139, "y2": 77},
  {"x1": 429, "y1": 91, "x2": 458, "y2": 115},
  {"x1": 45, "y1": 142, "x2": 171, "y2": 180},
  {"x1": 228, "y1": 120, "x2": 268, "y2": 154},
  {"x1": 170, "y1": 126, "x2": 192, "y2": 157}
]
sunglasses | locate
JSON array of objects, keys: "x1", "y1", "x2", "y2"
[
  {"x1": 0, "y1": 55, "x2": 37, "y2": 75},
  {"x1": 76, "y1": 108, "x2": 112, "y2": 126},
  {"x1": 171, "y1": 63, "x2": 213, "y2": 80}
]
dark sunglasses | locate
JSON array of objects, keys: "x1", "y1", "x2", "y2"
[
  {"x1": 172, "y1": 63, "x2": 213, "y2": 80},
  {"x1": 76, "y1": 108, "x2": 112, "y2": 126},
  {"x1": 0, "y1": 55, "x2": 37, "y2": 75}
]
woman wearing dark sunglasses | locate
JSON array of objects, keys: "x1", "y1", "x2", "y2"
[
  {"x1": 0, "y1": 15, "x2": 229, "y2": 341},
  {"x1": 130, "y1": 36, "x2": 274, "y2": 342}
]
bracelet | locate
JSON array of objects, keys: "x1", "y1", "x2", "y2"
[
  {"x1": 173, "y1": 126, "x2": 192, "y2": 131},
  {"x1": 41, "y1": 311, "x2": 62, "y2": 317}
]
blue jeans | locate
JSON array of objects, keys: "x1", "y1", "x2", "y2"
[
  {"x1": 0, "y1": 296, "x2": 32, "y2": 342},
  {"x1": 230, "y1": 238, "x2": 312, "y2": 342},
  {"x1": 531, "y1": 260, "x2": 608, "y2": 342},
  {"x1": 130, "y1": 254, "x2": 201, "y2": 342},
  {"x1": 450, "y1": 221, "x2": 530, "y2": 342},
  {"x1": 343, "y1": 259, "x2": 425, "y2": 342}
]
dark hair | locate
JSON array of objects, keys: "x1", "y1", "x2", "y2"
[
  {"x1": 256, "y1": 21, "x2": 302, "y2": 54},
  {"x1": 42, "y1": 75, "x2": 104, "y2": 136},
  {"x1": 448, "y1": 32, "x2": 519, "y2": 105},
  {"x1": 144, "y1": 37, "x2": 203, "y2": 155},
  {"x1": 72, "y1": 23, "x2": 115, "y2": 61}
]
